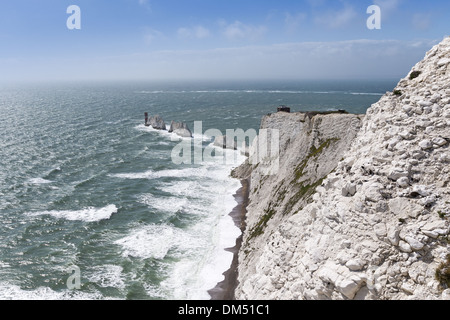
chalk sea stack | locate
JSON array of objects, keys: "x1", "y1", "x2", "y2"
[
  {"x1": 147, "y1": 115, "x2": 166, "y2": 130},
  {"x1": 169, "y1": 121, "x2": 193, "y2": 138},
  {"x1": 144, "y1": 114, "x2": 193, "y2": 138}
]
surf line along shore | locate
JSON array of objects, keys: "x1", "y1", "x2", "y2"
[{"x1": 208, "y1": 178, "x2": 250, "y2": 300}]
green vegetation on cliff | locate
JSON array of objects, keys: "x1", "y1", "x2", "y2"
[{"x1": 248, "y1": 137, "x2": 340, "y2": 240}]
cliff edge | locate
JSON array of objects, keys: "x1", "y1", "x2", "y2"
[{"x1": 235, "y1": 37, "x2": 450, "y2": 300}]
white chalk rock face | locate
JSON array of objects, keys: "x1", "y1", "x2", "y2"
[
  {"x1": 437, "y1": 58, "x2": 450, "y2": 67},
  {"x1": 398, "y1": 241, "x2": 412, "y2": 253},
  {"x1": 387, "y1": 227, "x2": 400, "y2": 246},
  {"x1": 345, "y1": 259, "x2": 365, "y2": 271},
  {"x1": 235, "y1": 37, "x2": 450, "y2": 301},
  {"x1": 404, "y1": 236, "x2": 425, "y2": 251},
  {"x1": 442, "y1": 289, "x2": 450, "y2": 300},
  {"x1": 342, "y1": 183, "x2": 357, "y2": 197},
  {"x1": 432, "y1": 137, "x2": 447, "y2": 147},
  {"x1": 397, "y1": 177, "x2": 410, "y2": 188},
  {"x1": 419, "y1": 139, "x2": 433, "y2": 150}
]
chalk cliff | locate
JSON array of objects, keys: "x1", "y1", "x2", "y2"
[{"x1": 234, "y1": 37, "x2": 450, "y2": 300}]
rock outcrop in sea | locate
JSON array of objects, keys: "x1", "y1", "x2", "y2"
[
  {"x1": 146, "y1": 115, "x2": 167, "y2": 130},
  {"x1": 233, "y1": 37, "x2": 450, "y2": 300},
  {"x1": 145, "y1": 114, "x2": 192, "y2": 138},
  {"x1": 169, "y1": 121, "x2": 193, "y2": 138}
]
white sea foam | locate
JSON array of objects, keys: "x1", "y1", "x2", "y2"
[
  {"x1": 136, "y1": 90, "x2": 165, "y2": 94},
  {"x1": 161, "y1": 180, "x2": 209, "y2": 198},
  {"x1": 135, "y1": 89, "x2": 384, "y2": 96},
  {"x1": 25, "y1": 204, "x2": 118, "y2": 223},
  {"x1": 144, "y1": 194, "x2": 210, "y2": 217},
  {"x1": 114, "y1": 224, "x2": 193, "y2": 260},
  {"x1": 136, "y1": 123, "x2": 170, "y2": 134},
  {"x1": 349, "y1": 92, "x2": 383, "y2": 96},
  {"x1": 157, "y1": 141, "x2": 171, "y2": 146},
  {"x1": 123, "y1": 126, "x2": 246, "y2": 299},
  {"x1": 0, "y1": 282, "x2": 105, "y2": 300},
  {"x1": 188, "y1": 164, "x2": 243, "y2": 299},
  {"x1": 27, "y1": 178, "x2": 53, "y2": 185},
  {"x1": 154, "y1": 184, "x2": 241, "y2": 300},
  {"x1": 139, "y1": 194, "x2": 191, "y2": 214},
  {"x1": 111, "y1": 143, "x2": 245, "y2": 181},
  {"x1": 86, "y1": 265, "x2": 126, "y2": 289},
  {"x1": 142, "y1": 282, "x2": 167, "y2": 299},
  {"x1": 135, "y1": 123, "x2": 211, "y2": 143},
  {"x1": 110, "y1": 167, "x2": 205, "y2": 180},
  {"x1": 151, "y1": 162, "x2": 243, "y2": 299},
  {"x1": 116, "y1": 150, "x2": 244, "y2": 299}
]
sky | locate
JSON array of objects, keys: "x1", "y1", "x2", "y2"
[{"x1": 0, "y1": 0, "x2": 449, "y2": 82}]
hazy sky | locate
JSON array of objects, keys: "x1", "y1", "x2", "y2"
[{"x1": 0, "y1": 0, "x2": 449, "y2": 82}]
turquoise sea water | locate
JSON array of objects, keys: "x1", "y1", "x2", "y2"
[{"x1": 0, "y1": 80, "x2": 396, "y2": 299}]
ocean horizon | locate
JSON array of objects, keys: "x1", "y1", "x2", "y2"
[{"x1": 0, "y1": 79, "x2": 396, "y2": 299}]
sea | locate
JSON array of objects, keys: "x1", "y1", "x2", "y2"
[{"x1": 0, "y1": 79, "x2": 396, "y2": 300}]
